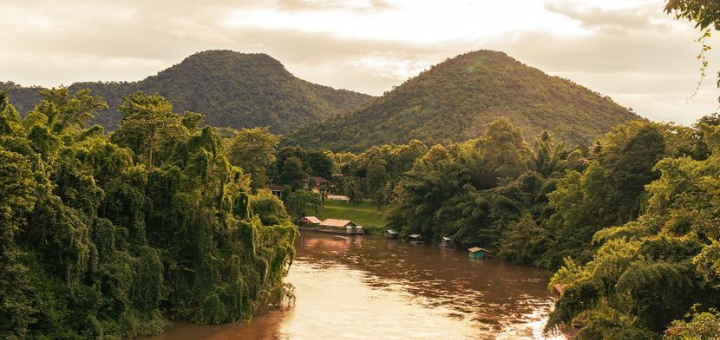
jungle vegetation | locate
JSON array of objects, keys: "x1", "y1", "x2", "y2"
[{"x1": 0, "y1": 89, "x2": 297, "y2": 339}]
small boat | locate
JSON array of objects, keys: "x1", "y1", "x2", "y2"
[
  {"x1": 385, "y1": 229, "x2": 399, "y2": 239},
  {"x1": 408, "y1": 234, "x2": 425, "y2": 244},
  {"x1": 468, "y1": 247, "x2": 488, "y2": 259}
]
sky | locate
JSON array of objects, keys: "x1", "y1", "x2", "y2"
[{"x1": 1, "y1": 0, "x2": 719, "y2": 125}]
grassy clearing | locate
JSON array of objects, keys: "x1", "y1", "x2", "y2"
[{"x1": 315, "y1": 199, "x2": 386, "y2": 232}]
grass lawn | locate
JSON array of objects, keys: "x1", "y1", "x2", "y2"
[{"x1": 314, "y1": 199, "x2": 386, "y2": 232}]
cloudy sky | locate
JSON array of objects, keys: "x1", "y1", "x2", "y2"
[{"x1": 2, "y1": 0, "x2": 719, "y2": 124}]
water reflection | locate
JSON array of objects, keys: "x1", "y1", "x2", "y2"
[{"x1": 144, "y1": 231, "x2": 564, "y2": 340}]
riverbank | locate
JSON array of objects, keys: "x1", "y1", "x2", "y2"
[{"x1": 144, "y1": 231, "x2": 565, "y2": 340}]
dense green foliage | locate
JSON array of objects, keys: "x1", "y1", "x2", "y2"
[
  {"x1": 286, "y1": 50, "x2": 640, "y2": 152},
  {"x1": 546, "y1": 116, "x2": 720, "y2": 339},
  {"x1": 226, "y1": 127, "x2": 280, "y2": 190},
  {"x1": 371, "y1": 112, "x2": 720, "y2": 338},
  {"x1": 0, "y1": 89, "x2": 297, "y2": 339},
  {"x1": 1, "y1": 50, "x2": 373, "y2": 133}
]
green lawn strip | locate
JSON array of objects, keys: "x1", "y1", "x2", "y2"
[{"x1": 315, "y1": 200, "x2": 386, "y2": 234}]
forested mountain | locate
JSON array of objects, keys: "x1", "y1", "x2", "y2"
[
  {"x1": 0, "y1": 50, "x2": 373, "y2": 133},
  {"x1": 287, "y1": 50, "x2": 641, "y2": 152}
]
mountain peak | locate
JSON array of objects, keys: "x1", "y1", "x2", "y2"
[
  {"x1": 5, "y1": 50, "x2": 374, "y2": 133},
  {"x1": 287, "y1": 50, "x2": 641, "y2": 152}
]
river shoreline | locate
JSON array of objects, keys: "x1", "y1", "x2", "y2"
[{"x1": 143, "y1": 231, "x2": 565, "y2": 340}]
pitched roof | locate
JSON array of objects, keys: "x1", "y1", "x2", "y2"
[
  {"x1": 408, "y1": 234, "x2": 422, "y2": 238},
  {"x1": 299, "y1": 216, "x2": 322, "y2": 224},
  {"x1": 320, "y1": 219, "x2": 355, "y2": 227},
  {"x1": 268, "y1": 184, "x2": 283, "y2": 191},
  {"x1": 468, "y1": 247, "x2": 487, "y2": 253}
]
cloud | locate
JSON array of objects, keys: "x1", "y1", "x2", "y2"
[
  {"x1": 276, "y1": 0, "x2": 394, "y2": 12},
  {"x1": 544, "y1": 3, "x2": 669, "y2": 33},
  {"x1": 1, "y1": 0, "x2": 718, "y2": 126}
]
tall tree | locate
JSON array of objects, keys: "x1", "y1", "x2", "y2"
[
  {"x1": 112, "y1": 92, "x2": 188, "y2": 170},
  {"x1": 226, "y1": 127, "x2": 279, "y2": 189}
]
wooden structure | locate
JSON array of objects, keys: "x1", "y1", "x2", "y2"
[
  {"x1": 385, "y1": 229, "x2": 399, "y2": 239},
  {"x1": 468, "y1": 247, "x2": 487, "y2": 259},
  {"x1": 268, "y1": 184, "x2": 283, "y2": 198},
  {"x1": 408, "y1": 234, "x2": 425, "y2": 244},
  {"x1": 297, "y1": 216, "x2": 322, "y2": 226},
  {"x1": 319, "y1": 219, "x2": 363, "y2": 235},
  {"x1": 440, "y1": 237, "x2": 453, "y2": 247}
]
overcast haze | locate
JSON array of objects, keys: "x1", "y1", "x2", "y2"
[{"x1": 2, "y1": 0, "x2": 719, "y2": 125}]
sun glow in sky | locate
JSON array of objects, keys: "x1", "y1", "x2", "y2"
[{"x1": 1, "y1": 0, "x2": 718, "y2": 124}]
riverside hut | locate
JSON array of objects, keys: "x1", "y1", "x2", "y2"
[
  {"x1": 408, "y1": 234, "x2": 425, "y2": 244},
  {"x1": 468, "y1": 247, "x2": 488, "y2": 259},
  {"x1": 385, "y1": 229, "x2": 399, "y2": 239},
  {"x1": 319, "y1": 219, "x2": 363, "y2": 235},
  {"x1": 440, "y1": 236, "x2": 453, "y2": 247},
  {"x1": 297, "y1": 216, "x2": 322, "y2": 226}
]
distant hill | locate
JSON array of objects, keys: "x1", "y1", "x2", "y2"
[
  {"x1": 286, "y1": 50, "x2": 642, "y2": 152},
  {"x1": 1, "y1": 50, "x2": 373, "y2": 133}
]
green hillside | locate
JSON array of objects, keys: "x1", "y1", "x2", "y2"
[
  {"x1": 1, "y1": 50, "x2": 373, "y2": 133},
  {"x1": 286, "y1": 50, "x2": 641, "y2": 152}
]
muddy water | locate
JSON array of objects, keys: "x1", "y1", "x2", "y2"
[{"x1": 145, "y1": 231, "x2": 564, "y2": 340}]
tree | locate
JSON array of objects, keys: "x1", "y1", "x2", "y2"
[
  {"x1": 226, "y1": 127, "x2": 279, "y2": 189},
  {"x1": 475, "y1": 118, "x2": 530, "y2": 185},
  {"x1": 0, "y1": 90, "x2": 298, "y2": 339},
  {"x1": 305, "y1": 149, "x2": 333, "y2": 179},
  {"x1": 34, "y1": 87, "x2": 108, "y2": 133},
  {"x1": 665, "y1": 0, "x2": 720, "y2": 31},
  {"x1": 249, "y1": 189, "x2": 291, "y2": 225},
  {"x1": 111, "y1": 92, "x2": 189, "y2": 170},
  {"x1": 284, "y1": 190, "x2": 321, "y2": 218},
  {"x1": 498, "y1": 212, "x2": 548, "y2": 265},
  {"x1": 341, "y1": 176, "x2": 362, "y2": 205},
  {"x1": 280, "y1": 156, "x2": 307, "y2": 190},
  {"x1": 665, "y1": 307, "x2": 720, "y2": 340}
]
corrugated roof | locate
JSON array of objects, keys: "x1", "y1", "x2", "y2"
[
  {"x1": 320, "y1": 219, "x2": 355, "y2": 227},
  {"x1": 299, "y1": 216, "x2": 322, "y2": 224}
]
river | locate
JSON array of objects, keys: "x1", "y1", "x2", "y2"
[{"x1": 144, "y1": 231, "x2": 565, "y2": 340}]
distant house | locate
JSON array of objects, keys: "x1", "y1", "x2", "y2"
[
  {"x1": 268, "y1": 184, "x2": 283, "y2": 198},
  {"x1": 297, "y1": 216, "x2": 322, "y2": 225},
  {"x1": 305, "y1": 176, "x2": 331, "y2": 191}
]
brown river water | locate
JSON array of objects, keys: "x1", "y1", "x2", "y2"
[{"x1": 144, "y1": 231, "x2": 565, "y2": 340}]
